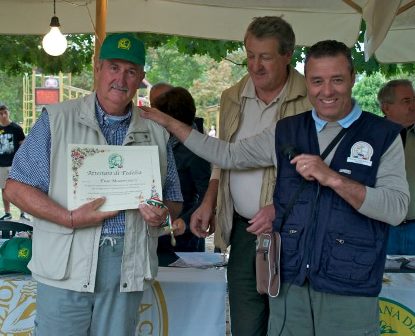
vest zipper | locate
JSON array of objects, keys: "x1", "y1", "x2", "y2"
[{"x1": 305, "y1": 183, "x2": 321, "y2": 275}]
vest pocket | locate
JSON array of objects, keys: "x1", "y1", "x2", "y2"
[
  {"x1": 128, "y1": 131, "x2": 152, "y2": 144},
  {"x1": 29, "y1": 225, "x2": 73, "y2": 280},
  {"x1": 324, "y1": 232, "x2": 377, "y2": 282},
  {"x1": 280, "y1": 226, "x2": 304, "y2": 269}
]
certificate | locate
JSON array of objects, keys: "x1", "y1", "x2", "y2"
[{"x1": 68, "y1": 144, "x2": 162, "y2": 211}]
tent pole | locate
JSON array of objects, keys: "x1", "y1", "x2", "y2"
[
  {"x1": 94, "y1": 0, "x2": 107, "y2": 87},
  {"x1": 397, "y1": 0, "x2": 415, "y2": 15}
]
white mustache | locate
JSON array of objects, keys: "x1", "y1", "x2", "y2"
[{"x1": 111, "y1": 84, "x2": 128, "y2": 92}]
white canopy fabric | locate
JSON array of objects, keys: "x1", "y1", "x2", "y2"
[
  {"x1": 0, "y1": 0, "x2": 414, "y2": 63},
  {"x1": 364, "y1": 0, "x2": 415, "y2": 63}
]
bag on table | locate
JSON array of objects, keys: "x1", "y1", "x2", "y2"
[{"x1": 255, "y1": 232, "x2": 281, "y2": 297}]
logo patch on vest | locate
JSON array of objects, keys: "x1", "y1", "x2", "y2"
[{"x1": 347, "y1": 141, "x2": 373, "y2": 166}]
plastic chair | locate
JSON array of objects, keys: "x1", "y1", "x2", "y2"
[{"x1": 0, "y1": 220, "x2": 33, "y2": 239}]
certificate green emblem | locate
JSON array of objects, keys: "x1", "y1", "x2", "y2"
[{"x1": 108, "y1": 153, "x2": 123, "y2": 169}]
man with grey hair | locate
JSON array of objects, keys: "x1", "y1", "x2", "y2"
[
  {"x1": 5, "y1": 33, "x2": 183, "y2": 335},
  {"x1": 189, "y1": 16, "x2": 311, "y2": 335},
  {"x1": 379, "y1": 79, "x2": 415, "y2": 254}
]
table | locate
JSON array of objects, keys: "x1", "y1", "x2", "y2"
[
  {"x1": 0, "y1": 267, "x2": 226, "y2": 336},
  {"x1": 379, "y1": 273, "x2": 415, "y2": 335},
  {"x1": 139, "y1": 267, "x2": 227, "y2": 336}
]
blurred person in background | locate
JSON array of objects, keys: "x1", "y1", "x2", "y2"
[
  {"x1": 0, "y1": 103, "x2": 29, "y2": 221},
  {"x1": 153, "y1": 87, "x2": 211, "y2": 259},
  {"x1": 379, "y1": 79, "x2": 415, "y2": 255}
]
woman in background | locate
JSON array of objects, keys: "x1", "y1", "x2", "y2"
[{"x1": 154, "y1": 87, "x2": 211, "y2": 255}]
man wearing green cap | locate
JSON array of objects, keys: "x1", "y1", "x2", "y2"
[{"x1": 5, "y1": 33, "x2": 183, "y2": 335}]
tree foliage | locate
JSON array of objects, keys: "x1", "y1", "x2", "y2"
[
  {"x1": 137, "y1": 33, "x2": 242, "y2": 62},
  {"x1": 352, "y1": 71, "x2": 415, "y2": 117},
  {"x1": 2, "y1": 24, "x2": 415, "y2": 126},
  {"x1": 352, "y1": 72, "x2": 386, "y2": 116},
  {"x1": 0, "y1": 35, "x2": 94, "y2": 75},
  {"x1": 2, "y1": 23, "x2": 415, "y2": 76},
  {"x1": 145, "y1": 46, "x2": 206, "y2": 89},
  {"x1": 0, "y1": 71, "x2": 23, "y2": 122}
]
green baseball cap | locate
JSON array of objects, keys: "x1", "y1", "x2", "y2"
[
  {"x1": 100, "y1": 33, "x2": 145, "y2": 66},
  {"x1": 0, "y1": 237, "x2": 32, "y2": 274}
]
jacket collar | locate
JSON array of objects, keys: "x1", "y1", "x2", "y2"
[{"x1": 227, "y1": 66, "x2": 308, "y2": 105}]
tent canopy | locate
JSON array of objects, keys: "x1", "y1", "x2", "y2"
[{"x1": 0, "y1": 0, "x2": 414, "y2": 63}]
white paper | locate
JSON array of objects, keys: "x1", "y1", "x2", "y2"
[
  {"x1": 170, "y1": 252, "x2": 228, "y2": 269},
  {"x1": 68, "y1": 144, "x2": 162, "y2": 211}
]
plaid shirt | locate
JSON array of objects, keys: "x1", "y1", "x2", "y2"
[{"x1": 10, "y1": 99, "x2": 182, "y2": 235}]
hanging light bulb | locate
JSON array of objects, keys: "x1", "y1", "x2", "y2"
[{"x1": 42, "y1": 0, "x2": 67, "y2": 56}]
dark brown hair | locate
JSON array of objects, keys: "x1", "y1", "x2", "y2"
[{"x1": 153, "y1": 87, "x2": 196, "y2": 126}]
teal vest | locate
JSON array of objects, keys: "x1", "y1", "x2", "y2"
[{"x1": 273, "y1": 111, "x2": 401, "y2": 296}]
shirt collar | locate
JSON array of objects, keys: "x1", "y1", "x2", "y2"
[
  {"x1": 241, "y1": 77, "x2": 287, "y2": 104},
  {"x1": 241, "y1": 77, "x2": 256, "y2": 99},
  {"x1": 95, "y1": 98, "x2": 132, "y2": 126},
  {"x1": 312, "y1": 100, "x2": 362, "y2": 132}
]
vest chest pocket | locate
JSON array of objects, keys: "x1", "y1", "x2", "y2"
[
  {"x1": 126, "y1": 131, "x2": 152, "y2": 145},
  {"x1": 280, "y1": 226, "x2": 304, "y2": 270}
]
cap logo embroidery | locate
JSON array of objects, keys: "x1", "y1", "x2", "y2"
[
  {"x1": 118, "y1": 38, "x2": 131, "y2": 50},
  {"x1": 18, "y1": 247, "x2": 30, "y2": 260},
  {"x1": 347, "y1": 141, "x2": 373, "y2": 167}
]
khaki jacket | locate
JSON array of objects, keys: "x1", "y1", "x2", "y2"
[
  {"x1": 405, "y1": 130, "x2": 415, "y2": 219},
  {"x1": 29, "y1": 93, "x2": 169, "y2": 292},
  {"x1": 214, "y1": 67, "x2": 312, "y2": 250}
]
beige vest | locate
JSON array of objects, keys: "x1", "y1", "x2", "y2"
[
  {"x1": 29, "y1": 93, "x2": 169, "y2": 292},
  {"x1": 215, "y1": 67, "x2": 312, "y2": 250},
  {"x1": 405, "y1": 130, "x2": 415, "y2": 219}
]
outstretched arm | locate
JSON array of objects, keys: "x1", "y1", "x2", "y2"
[
  {"x1": 141, "y1": 106, "x2": 192, "y2": 142},
  {"x1": 141, "y1": 106, "x2": 276, "y2": 170},
  {"x1": 5, "y1": 179, "x2": 118, "y2": 228}
]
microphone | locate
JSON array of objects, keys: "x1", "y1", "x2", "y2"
[{"x1": 280, "y1": 144, "x2": 300, "y2": 161}]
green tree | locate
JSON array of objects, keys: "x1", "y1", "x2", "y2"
[
  {"x1": 0, "y1": 34, "x2": 241, "y2": 76},
  {"x1": 71, "y1": 69, "x2": 94, "y2": 91},
  {"x1": 352, "y1": 72, "x2": 386, "y2": 116},
  {"x1": 145, "y1": 46, "x2": 206, "y2": 88},
  {"x1": 0, "y1": 70, "x2": 23, "y2": 122},
  {"x1": 0, "y1": 35, "x2": 94, "y2": 75},
  {"x1": 352, "y1": 71, "x2": 415, "y2": 117},
  {"x1": 2, "y1": 27, "x2": 415, "y2": 76},
  {"x1": 190, "y1": 53, "x2": 246, "y2": 120}
]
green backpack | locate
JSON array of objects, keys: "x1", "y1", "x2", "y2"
[{"x1": 0, "y1": 237, "x2": 32, "y2": 274}]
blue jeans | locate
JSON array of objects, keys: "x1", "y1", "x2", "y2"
[
  {"x1": 386, "y1": 220, "x2": 415, "y2": 255},
  {"x1": 34, "y1": 237, "x2": 143, "y2": 336}
]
